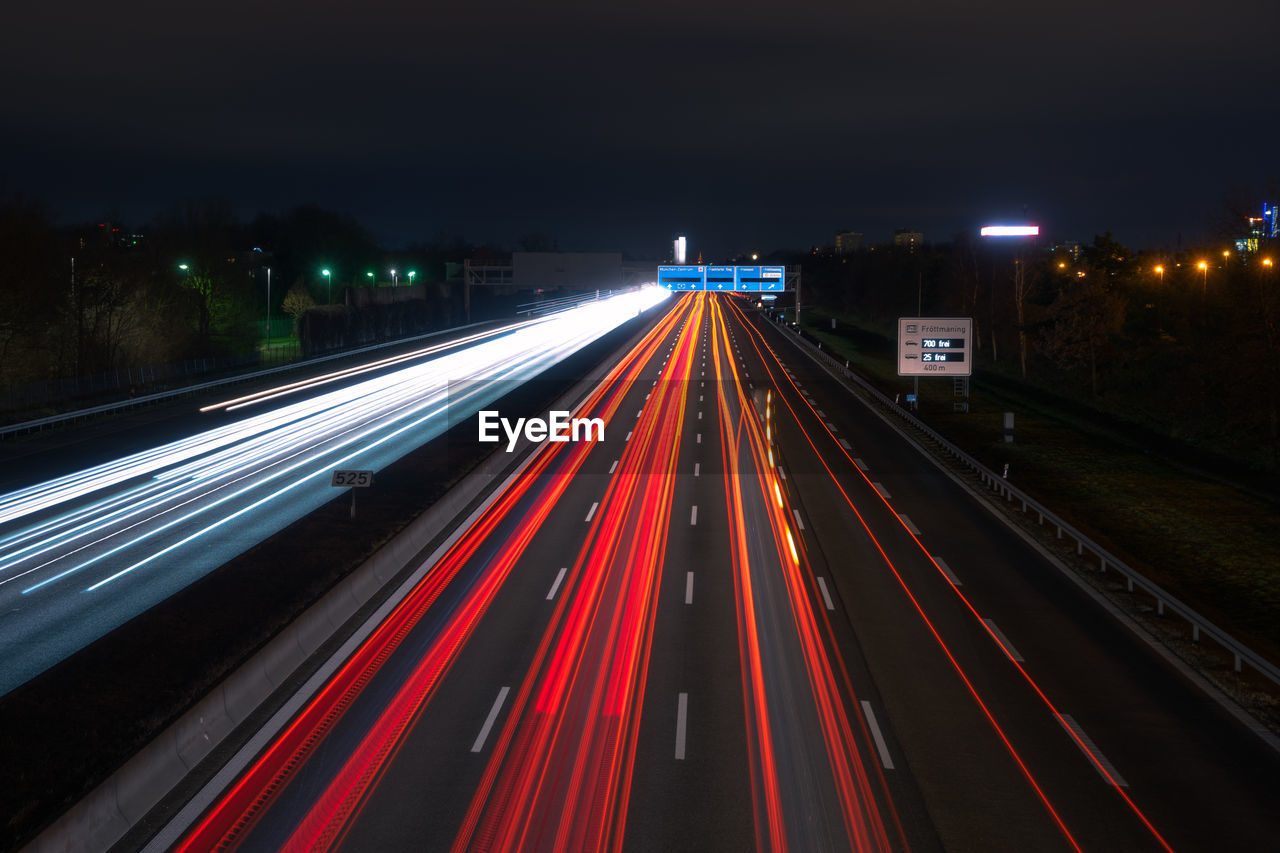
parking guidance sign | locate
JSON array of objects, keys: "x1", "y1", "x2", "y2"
[{"x1": 898, "y1": 317, "x2": 973, "y2": 376}]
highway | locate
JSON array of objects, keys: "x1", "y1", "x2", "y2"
[
  {"x1": 0, "y1": 288, "x2": 669, "y2": 697},
  {"x1": 147, "y1": 292, "x2": 1278, "y2": 852}
]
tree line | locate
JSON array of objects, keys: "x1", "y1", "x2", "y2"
[
  {"x1": 0, "y1": 194, "x2": 482, "y2": 397},
  {"x1": 794, "y1": 232, "x2": 1280, "y2": 470}
]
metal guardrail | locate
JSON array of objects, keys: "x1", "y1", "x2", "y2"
[
  {"x1": 515, "y1": 286, "x2": 639, "y2": 317},
  {"x1": 777, "y1": 319, "x2": 1280, "y2": 689},
  {"x1": 0, "y1": 320, "x2": 497, "y2": 440}
]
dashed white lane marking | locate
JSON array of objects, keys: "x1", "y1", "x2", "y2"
[
  {"x1": 1058, "y1": 715, "x2": 1128, "y2": 787},
  {"x1": 816, "y1": 577, "x2": 836, "y2": 610},
  {"x1": 854, "y1": 458, "x2": 868, "y2": 471},
  {"x1": 699, "y1": 394, "x2": 703, "y2": 401},
  {"x1": 675, "y1": 693, "x2": 689, "y2": 760},
  {"x1": 839, "y1": 438, "x2": 853, "y2": 451},
  {"x1": 793, "y1": 509, "x2": 805, "y2": 530},
  {"x1": 685, "y1": 572, "x2": 694, "y2": 604},
  {"x1": 899, "y1": 514, "x2": 921, "y2": 535},
  {"x1": 935, "y1": 557, "x2": 961, "y2": 586},
  {"x1": 609, "y1": 459, "x2": 618, "y2": 474},
  {"x1": 690, "y1": 505, "x2": 698, "y2": 525},
  {"x1": 698, "y1": 411, "x2": 703, "y2": 420},
  {"x1": 779, "y1": 468, "x2": 786, "y2": 481},
  {"x1": 637, "y1": 409, "x2": 643, "y2": 418},
  {"x1": 860, "y1": 701, "x2": 895, "y2": 770},
  {"x1": 694, "y1": 462, "x2": 700, "y2": 477},
  {"x1": 815, "y1": 409, "x2": 826, "y2": 418},
  {"x1": 546, "y1": 567, "x2": 568, "y2": 600},
  {"x1": 696, "y1": 433, "x2": 702, "y2": 444},
  {"x1": 983, "y1": 619, "x2": 1025, "y2": 663},
  {"x1": 872, "y1": 482, "x2": 891, "y2": 499},
  {"x1": 471, "y1": 687, "x2": 510, "y2": 753},
  {"x1": 585, "y1": 502, "x2": 599, "y2": 522},
  {"x1": 626, "y1": 431, "x2": 633, "y2": 442},
  {"x1": 825, "y1": 421, "x2": 838, "y2": 431}
]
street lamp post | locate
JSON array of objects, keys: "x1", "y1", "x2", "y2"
[
  {"x1": 1197, "y1": 260, "x2": 1208, "y2": 296},
  {"x1": 407, "y1": 270, "x2": 416, "y2": 287},
  {"x1": 265, "y1": 266, "x2": 272, "y2": 341},
  {"x1": 1154, "y1": 265, "x2": 1164, "y2": 283},
  {"x1": 390, "y1": 268, "x2": 398, "y2": 286},
  {"x1": 322, "y1": 268, "x2": 332, "y2": 303}
]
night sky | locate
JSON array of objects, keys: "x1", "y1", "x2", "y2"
[{"x1": 3, "y1": 0, "x2": 1276, "y2": 257}]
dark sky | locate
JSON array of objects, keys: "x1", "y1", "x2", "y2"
[{"x1": 3, "y1": 0, "x2": 1276, "y2": 257}]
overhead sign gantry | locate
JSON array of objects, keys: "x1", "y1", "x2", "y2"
[{"x1": 658, "y1": 265, "x2": 786, "y2": 292}]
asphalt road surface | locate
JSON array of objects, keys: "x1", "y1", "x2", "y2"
[{"x1": 151, "y1": 293, "x2": 1280, "y2": 852}]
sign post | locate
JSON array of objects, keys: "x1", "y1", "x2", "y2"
[
  {"x1": 332, "y1": 469, "x2": 374, "y2": 519},
  {"x1": 897, "y1": 318, "x2": 973, "y2": 411}
]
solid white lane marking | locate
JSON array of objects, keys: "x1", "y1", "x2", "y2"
[
  {"x1": 546, "y1": 567, "x2": 568, "y2": 600},
  {"x1": 609, "y1": 459, "x2": 618, "y2": 474},
  {"x1": 872, "y1": 482, "x2": 891, "y2": 499},
  {"x1": 983, "y1": 619, "x2": 1025, "y2": 662},
  {"x1": 690, "y1": 506, "x2": 698, "y2": 525},
  {"x1": 934, "y1": 557, "x2": 961, "y2": 586},
  {"x1": 853, "y1": 457, "x2": 868, "y2": 471},
  {"x1": 472, "y1": 687, "x2": 510, "y2": 752},
  {"x1": 675, "y1": 693, "x2": 689, "y2": 759},
  {"x1": 585, "y1": 502, "x2": 599, "y2": 522},
  {"x1": 685, "y1": 571, "x2": 694, "y2": 604},
  {"x1": 696, "y1": 433, "x2": 702, "y2": 444},
  {"x1": 694, "y1": 462, "x2": 700, "y2": 477},
  {"x1": 839, "y1": 438, "x2": 852, "y2": 451},
  {"x1": 899, "y1": 514, "x2": 921, "y2": 535},
  {"x1": 816, "y1": 577, "x2": 835, "y2": 611},
  {"x1": 1058, "y1": 715, "x2": 1129, "y2": 787},
  {"x1": 793, "y1": 509, "x2": 805, "y2": 530},
  {"x1": 861, "y1": 701, "x2": 895, "y2": 769}
]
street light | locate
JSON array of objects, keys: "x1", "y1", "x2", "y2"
[
  {"x1": 265, "y1": 266, "x2": 271, "y2": 341},
  {"x1": 407, "y1": 269, "x2": 416, "y2": 286},
  {"x1": 1197, "y1": 260, "x2": 1208, "y2": 295},
  {"x1": 1263, "y1": 258, "x2": 1274, "y2": 268},
  {"x1": 322, "y1": 268, "x2": 332, "y2": 303},
  {"x1": 389, "y1": 268, "x2": 398, "y2": 286},
  {"x1": 366, "y1": 271, "x2": 374, "y2": 284},
  {"x1": 1154, "y1": 265, "x2": 1164, "y2": 283}
]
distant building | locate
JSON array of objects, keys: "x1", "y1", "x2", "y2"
[
  {"x1": 834, "y1": 231, "x2": 863, "y2": 254},
  {"x1": 1052, "y1": 241, "x2": 1082, "y2": 262},
  {"x1": 893, "y1": 229, "x2": 923, "y2": 253},
  {"x1": 1236, "y1": 203, "x2": 1278, "y2": 253}
]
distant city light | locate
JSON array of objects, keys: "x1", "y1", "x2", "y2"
[{"x1": 980, "y1": 225, "x2": 1040, "y2": 237}]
